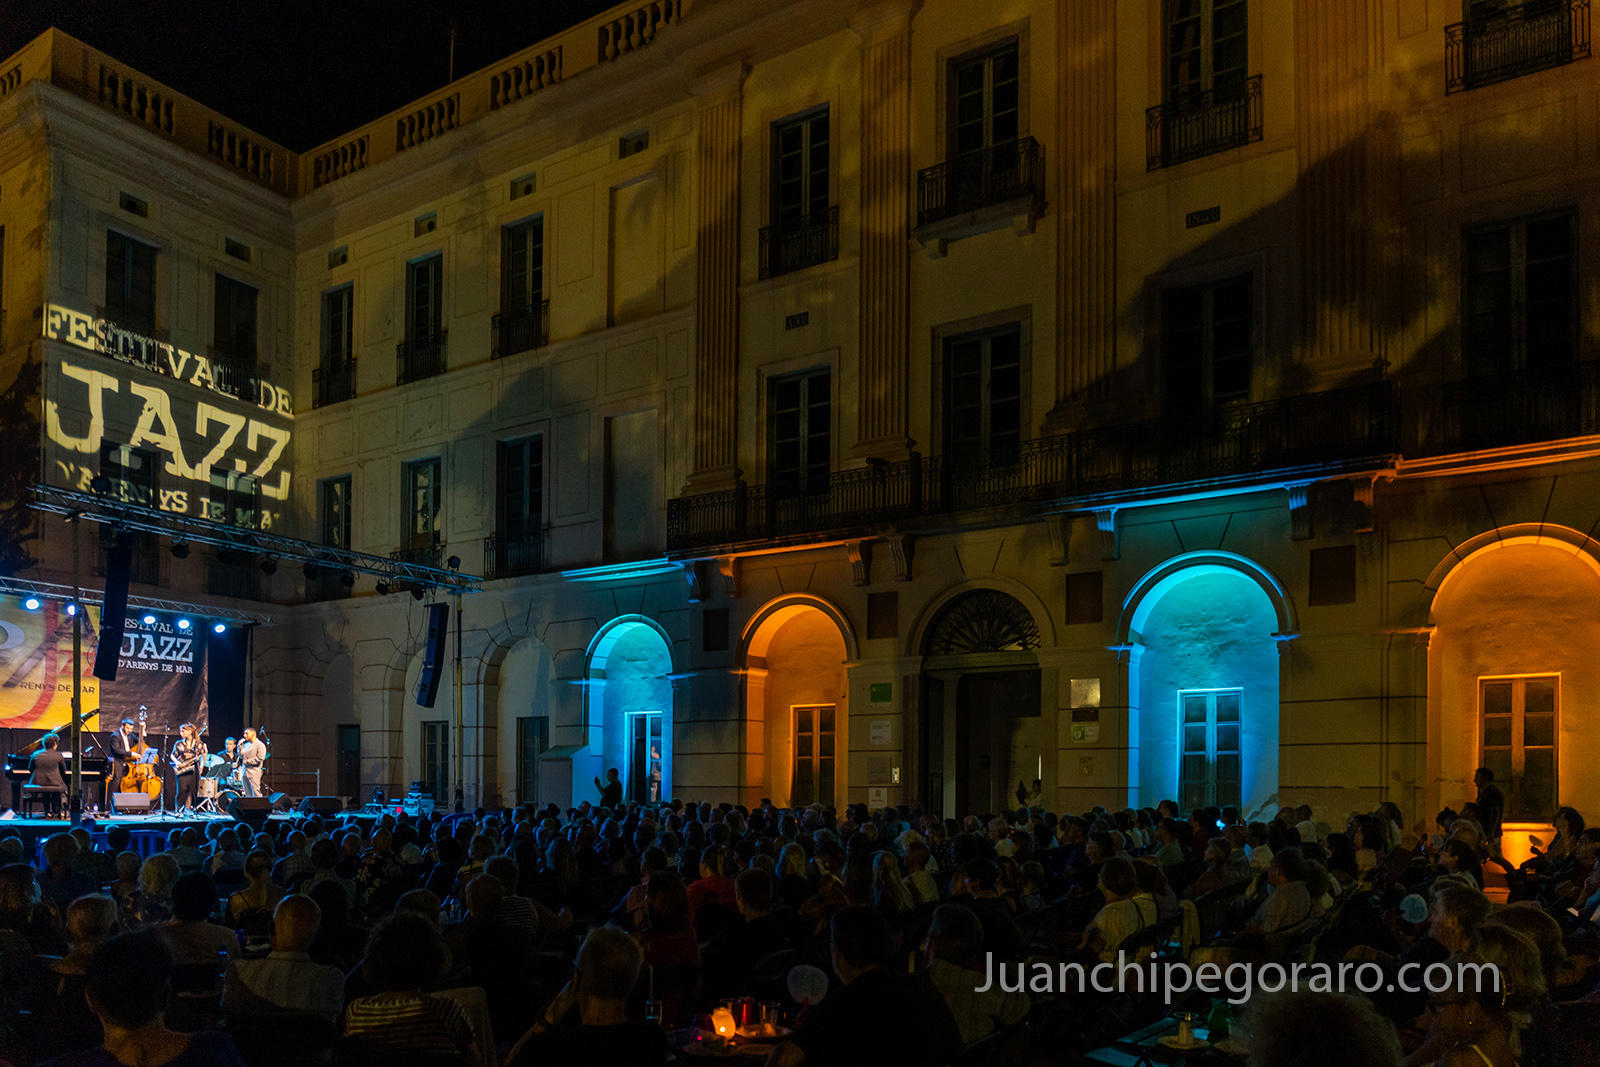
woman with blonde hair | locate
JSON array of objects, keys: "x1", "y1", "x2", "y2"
[
  {"x1": 224, "y1": 850, "x2": 285, "y2": 948},
  {"x1": 1407, "y1": 923, "x2": 1544, "y2": 1067},
  {"x1": 871, "y1": 851, "x2": 914, "y2": 915},
  {"x1": 777, "y1": 842, "x2": 812, "y2": 910},
  {"x1": 122, "y1": 852, "x2": 179, "y2": 927}
]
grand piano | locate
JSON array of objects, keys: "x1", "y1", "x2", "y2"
[{"x1": 5, "y1": 752, "x2": 111, "y2": 812}]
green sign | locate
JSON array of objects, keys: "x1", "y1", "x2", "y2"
[{"x1": 869, "y1": 682, "x2": 893, "y2": 705}]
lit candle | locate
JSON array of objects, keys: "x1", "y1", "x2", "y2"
[{"x1": 712, "y1": 1007, "x2": 737, "y2": 1037}]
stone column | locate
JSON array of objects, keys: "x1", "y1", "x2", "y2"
[
  {"x1": 851, "y1": 1, "x2": 919, "y2": 461},
  {"x1": 685, "y1": 62, "x2": 746, "y2": 494}
]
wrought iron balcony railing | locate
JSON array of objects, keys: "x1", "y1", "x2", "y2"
[
  {"x1": 1436, "y1": 360, "x2": 1600, "y2": 451},
  {"x1": 1446, "y1": 0, "x2": 1590, "y2": 93},
  {"x1": 483, "y1": 532, "x2": 544, "y2": 580},
  {"x1": 397, "y1": 331, "x2": 447, "y2": 384},
  {"x1": 492, "y1": 301, "x2": 550, "y2": 359},
  {"x1": 1146, "y1": 74, "x2": 1263, "y2": 170},
  {"x1": 393, "y1": 543, "x2": 444, "y2": 569},
  {"x1": 759, "y1": 206, "x2": 840, "y2": 279},
  {"x1": 666, "y1": 380, "x2": 1398, "y2": 552},
  {"x1": 313, "y1": 359, "x2": 357, "y2": 408},
  {"x1": 209, "y1": 353, "x2": 260, "y2": 401},
  {"x1": 917, "y1": 137, "x2": 1044, "y2": 227}
]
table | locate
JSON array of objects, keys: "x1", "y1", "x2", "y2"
[{"x1": 1083, "y1": 1016, "x2": 1242, "y2": 1065}]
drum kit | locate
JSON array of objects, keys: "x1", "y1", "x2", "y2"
[{"x1": 195, "y1": 752, "x2": 243, "y2": 814}]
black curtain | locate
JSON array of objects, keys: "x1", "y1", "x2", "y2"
[{"x1": 207, "y1": 626, "x2": 248, "y2": 745}]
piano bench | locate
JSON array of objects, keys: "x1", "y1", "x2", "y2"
[{"x1": 20, "y1": 785, "x2": 64, "y2": 818}]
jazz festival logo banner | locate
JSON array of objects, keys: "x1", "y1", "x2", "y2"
[{"x1": 0, "y1": 600, "x2": 208, "y2": 734}]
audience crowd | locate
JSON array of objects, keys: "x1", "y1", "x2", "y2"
[{"x1": 1, "y1": 766, "x2": 1599, "y2": 1066}]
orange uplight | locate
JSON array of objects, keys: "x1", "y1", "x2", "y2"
[{"x1": 712, "y1": 1007, "x2": 736, "y2": 1037}]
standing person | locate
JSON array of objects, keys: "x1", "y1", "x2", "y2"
[
  {"x1": 169, "y1": 724, "x2": 204, "y2": 813},
  {"x1": 593, "y1": 767, "x2": 622, "y2": 809},
  {"x1": 105, "y1": 719, "x2": 138, "y2": 809},
  {"x1": 238, "y1": 728, "x2": 267, "y2": 799},
  {"x1": 1474, "y1": 767, "x2": 1505, "y2": 858},
  {"x1": 28, "y1": 735, "x2": 70, "y2": 817}
]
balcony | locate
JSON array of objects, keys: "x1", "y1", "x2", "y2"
[
  {"x1": 492, "y1": 302, "x2": 550, "y2": 359},
  {"x1": 313, "y1": 359, "x2": 357, "y2": 408},
  {"x1": 1146, "y1": 74, "x2": 1263, "y2": 170},
  {"x1": 916, "y1": 137, "x2": 1044, "y2": 232},
  {"x1": 483, "y1": 532, "x2": 544, "y2": 580},
  {"x1": 666, "y1": 380, "x2": 1398, "y2": 552},
  {"x1": 1446, "y1": 0, "x2": 1590, "y2": 94},
  {"x1": 393, "y1": 543, "x2": 444, "y2": 569},
  {"x1": 397, "y1": 331, "x2": 447, "y2": 384},
  {"x1": 210, "y1": 350, "x2": 260, "y2": 401},
  {"x1": 759, "y1": 207, "x2": 840, "y2": 279},
  {"x1": 1435, "y1": 360, "x2": 1600, "y2": 452}
]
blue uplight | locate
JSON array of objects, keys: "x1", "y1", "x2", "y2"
[{"x1": 23, "y1": 597, "x2": 40, "y2": 611}]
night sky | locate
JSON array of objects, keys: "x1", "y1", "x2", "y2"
[{"x1": 0, "y1": 0, "x2": 617, "y2": 150}]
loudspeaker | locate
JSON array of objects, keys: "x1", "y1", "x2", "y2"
[
  {"x1": 268, "y1": 792, "x2": 292, "y2": 812},
  {"x1": 298, "y1": 796, "x2": 343, "y2": 817},
  {"x1": 93, "y1": 543, "x2": 133, "y2": 680},
  {"x1": 228, "y1": 797, "x2": 273, "y2": 827},
  {"x1": 112, "y1": 791, "x2": 154, "y2": 813},
  {"x1": 415, "y1": 603, "x2": 450, "y2": 708}
]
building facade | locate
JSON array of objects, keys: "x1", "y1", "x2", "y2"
[{"x1": 1, "y1": 0, "x2": 1596, "y2": 845}]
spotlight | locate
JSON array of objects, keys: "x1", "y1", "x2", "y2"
[
  {"x1": 260, "y1": 555, "x2": 277, "y2": 576},
  {"x1": 176, "y1": 618, "x2": 191, "y2": 631},
  {"x1": 23, "y1": 597, "x2": 40, "y2": 611},
  {"x1": 447, "y1": 555, "x2": 461, "y2": 571},
  {"x1": 171, "y1": 541, "x2": 190, "y2": 560},
  {"x1": 142, "y1": 614, "x2": 156, "y2": 625},
  {"x1": 303, "y1": 560, "x2": 320, "y2": 580},
  {"x1": 66, "y1": 603, "x2": 77, "y2": 616},
  {"x1": 89, "y1": 474, "x2": 110, "y2": 494},
  {"x1": 213, "y1": 622, "x2": 228, "y2": 634},
  {"x1": 375, "y1": 580, "x2": 390, "y2": 596},
  {"x1": 340, "y1": 570, "x2": 356, "y2": 588},
  {"x1": 410, "y1": 585, "x2": 426, "y2": 601}
]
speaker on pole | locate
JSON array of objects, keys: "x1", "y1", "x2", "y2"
[
  {"x1": 93, "y1": 542, "x2": 133, "y2": 681},
  {"x1": 415, "y1": 603, "x2": 450, "y2": 708}
]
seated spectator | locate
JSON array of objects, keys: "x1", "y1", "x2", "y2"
[
  {"x1": 1186, "y1": 837, "x2": 1239, "y2": 899},
  {"x1": 686, "y1": 844, "x2": 738, "y2": 926},
  {"x1": 207, "y1": 830, "x2": 248, "y2": 878},
  {"x1": 157, "y1": 872, "x2": 236, "y2": 966},
  {"x1": 2, "y1": 862, "x2": 64, "y2": 954},
  {"x1": 1242, "y1": 991, "x2": 1403, "y2": 1067},
  {"x1": 612, "y1": 846, "x2": 668, "y2": 931},
  {"x1": 702, "y1": 869, "x2": 790, "y2": 1002},
  {"x1": 169, "y1": 828, "x2": 205, "y2": 872},
  {"x1": 768, "y1": 906, "x2": 960, "y2": 1067},
  {"x1": 297, "y1": 838, "x2": 358, "y2": 909},
  {"x1": 108, "y1": 852, "x2": 141, "y2": 909},
  {"x1": 1244, "y1": 849, "x2": 1314, "y2": 941},
  {"x1": 485, "y1": 854, "x2": 571, "y2": 942},
  {"x1": 1153, "y1": 819, "x2": 1186, "y2": 867},
  {"x1": 503, "y1": 925, "x2": 668, "y2": 1065},
  {"x1": 35, "y1": 895, "x2": 120, "y2": 1059},
  {"x1": 872, "y1": 851, "x2": 914, "y2": 916},
  {"x1": 1406, "y1": 923, "x2": 1544, "y2": 1067},
  {"x1": 952, "y1": 859, "x2": 1025, "y2": 961},
  {"x1": 1439, "y1": 839, "x2": 1484, "y2": 890},
  {"x1": 1485, "y1": 903, "x2": 1565, "y2": 992},
  {"x1": 306, "y1": 879, "x2": 364, "y2": 971},
  {"x1": 343, "y1": 912, "x2": 478, "y2": 1061},
  {"x1": 38, "y1": 833, "x2": 98, "y2": 913},
  {"x1": 222, "y1": 893, "x2": 345, "y2": 1022},
  {"x1": 121, "y1": 853, "x2": 178, "y2": 928},
  {"x1": 71, "y1": 828, "x2": 117, "y2": 887},
  {"x1": 39, "y1": 928, "x2": 246, "y2": 1067},
  {"x1": 224, "y1": 850, "x2": 286, "y2": 948},
  {"x1": 355, "y1": 829, "x2": 406, "y2": 913},
  {"x1": 776, "y1": 843, "x2": 815, "y2": 910},
  {"x1": 905, "y1": 842, "x2": 939, "y2": 905},
  {"x1": 446, "y1": 875, "x2": 541, "y2": 1038},
  {"x1": 918, "y1": 904, "x2": 1029, "y2": 1044},
  {"x1": 270, "y1": 831, "x2": 315, "y2": 889},
  {"x1": 1245, "y1": 822, "x2": 1274, "y2": 871},
  {"x1": 1082, "y1": 857, "x2": 1158, "y2": 964}
]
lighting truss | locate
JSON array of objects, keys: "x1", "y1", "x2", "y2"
[
  {"x1": 0, "y1": 573, "x2": 269, "y2": 625},
  {"x1": 29, "y1": 483, "x2": 481, "y2": 594}
]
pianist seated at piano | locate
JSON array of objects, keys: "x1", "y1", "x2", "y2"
[{"x1": 26, "y1": 735, "x2": 69, "y2": 816}]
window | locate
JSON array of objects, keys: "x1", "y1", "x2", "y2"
[
  {"x1": 763, "y1": 109, "x2": 837, "y2": 277},
  {"x1": 322, "y1": 476, "x2": 352, "y2": 548},
  {"x1": 100, "y1": 442, "x2": 157, "y2": 507},
  {"x1": 945, "y1": 327, "x2": 1022, "y2": 466},
  {"x1": 1480, "y1": 675, "x2": 1557, "y2": 820},
  {"x1": 322, "y1": 286, "x2": 353, "y2": 368},
  {"x1": 1464, "y1": 213, "x2": 1574, "y2": 379},
  {"x1": 1163, "y1": 274, "x2": 1252, "y2": 412},
  {"x1": 1166, "y1": 0, "x2": 1248, "y2": 102},
  {"x1": 496, "y1": 218, "x2": 545, "y2": 357},
  {"x1": 336, "y1": 724, "x2": 360, "y2": 800},
  {"x1": 105, "y1": 231, "x2": 157, "y2": 335},
  {"x1": 1179, "y1": 689, "x2": 1242, "y2": 809},
  {"x1": 769, "y1": 369, "x2": 830, "y2": 494},
  {"x1": 207, "y1": 471, "x2": 258, "y2": 528},
  {"x1": 406, "y1": 256, "x2": 443, "y2": 342},
  {"x1": 952, "y1": 44, "x2": 1019, "y2": 157},
  {"x1": 213, "y1": 274, "x2": 258, "y2": 365},
  {"x1": 404, "y1": 458, "x2": 442, "y2": 552},
  {"x1": 492, "y1": 437, "x2": 543, "y2": 578},
  {"x1": 516, "y1": 717, "x2": 549, "y2": 807},
  {"x1": 793, "y1": 704, "x2": 836, "y2": 808},
  {"x1": 421, "y1": 721, "x2": 449, "y2": 804},
  {"x1": 627, "y1": 712, "x2": 664, "y2": 803}
]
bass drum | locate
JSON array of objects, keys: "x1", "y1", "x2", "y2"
[{"x1": 217, "y1": 786, "x2": 241, "y2": 809}]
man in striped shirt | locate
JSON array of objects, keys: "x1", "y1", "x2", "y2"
[{"x1": 221, "y1": 894, "x2": 345, "y2": 1022}]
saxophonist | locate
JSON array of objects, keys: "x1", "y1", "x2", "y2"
[{"x1": 170, "y1": 723, "x2": 205, "y2": 812}]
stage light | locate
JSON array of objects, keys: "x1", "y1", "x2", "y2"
[
  {"x1": 447, "y1": 555, "x2": 461, "y2": 571},
  {"x1": 171, "y1": 540, "x2": 190, "y2": 559},
  {"x1": 142, "y1": 614, "x2": 156, "y2": 625},
  {"x1": 66, "y1": 603, "x2": 77, "y2": 616},
  {"x1": 260, "y1": 555, "x2": 278, "y2": 576},
  {"x1": 375, "y1": 580, "x2": 390, "y2": 596},
  {"x1": 213, "y1": 622, "x2": 228, "y2": 634},
  {"x1": 176, "y1": 618, "x2": 191, "y2": 630},
  {"x1": 89, "y1": 474, "x2": 110, "y2": 494},
  {"x1": 23, "y1": 597, "x2": 40, "y2": 611},
  {"x1": 411, "y1": 585, "x2": 426, "y2": 601},
  {"x1": 303, "y1": 560, "x2": 320, "y2": 580},
  {"x1": 340, "y1": 570, "x2": 356, "y2": 588}
]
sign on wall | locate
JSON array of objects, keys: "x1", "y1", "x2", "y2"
[{"x1": 0, "y1": 601, "x2": 208, "y2": 732}]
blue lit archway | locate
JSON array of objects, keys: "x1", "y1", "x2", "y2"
[{"x1": 584, "y1": 615, "x2": 675, "y2": 804}]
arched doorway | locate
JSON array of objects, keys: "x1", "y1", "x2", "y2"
[
  {"x1": 1429, "y1": 530, "x2": 1600, "y2": 835},
  {"x1": 1121, "y1": 553, "x2": 1289, "y2": 815},
  {"x1": 918, "y1": 588, "x2": 1047, "y2": 818},
  {"x1": 741, "y1": 596, "x2": 854, "y2": 810},
  {"x1": 585, "y1": 616, "x2": 674, "y2": 804}
]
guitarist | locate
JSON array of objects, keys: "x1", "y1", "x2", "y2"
[{"x1": 170, "y1": 723, "x2": 205, "y2": 812}]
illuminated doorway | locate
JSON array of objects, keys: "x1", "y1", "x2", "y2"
[
  {"x1": 792, "y1": 704, "x2": 836, "y2": 807},
  {"x1": 628, "y1": 711, "x2": 664, "y2": 803},
  {"x1": 1479, "y1": 675, "x2": 1557, "y2": 820},
  {"x1": 1178, "y1": 689, "x2": 1242, "y2": 809}
]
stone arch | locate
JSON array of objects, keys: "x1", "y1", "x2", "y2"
[
  {"x1": 907, "y1": 575, "x2": 1057, "y2": 661},
  {"x1": 1119, "y1": 550, "x2": 1296, "y2": 645},
  {"x1": 584, "y1": 615, "x2": 675, "y2": 804}
]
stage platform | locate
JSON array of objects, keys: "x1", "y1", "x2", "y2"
[{"x1": 0, "y1": 808, "x2": 373, "y2": 857}]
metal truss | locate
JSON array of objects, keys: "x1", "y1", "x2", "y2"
[
  {"x1": 0, "y1": 573, "x2": 270, "y2": 626},
  {"x1": 29, "y1": 483, "x2": 482, "y2": 594}
]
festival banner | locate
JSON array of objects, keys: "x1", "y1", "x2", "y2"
[{"x1": 0, "y1": 600, "x2": 207, "y2": 734}]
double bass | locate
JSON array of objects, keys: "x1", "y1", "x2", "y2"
[{"x1": 118, "y1": 709, "x2": 163, "y2": 800}]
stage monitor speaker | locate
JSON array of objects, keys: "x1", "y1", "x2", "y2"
[
  {"x1": 298, "y1": 796, "x2": 343, "y2": 817},
  {"x1": 269, "y1": 791, "x2": 292, "y2": 812},
  {"x1": 112, "y1": 791, "x2": 154, "y2": 813},
  {"x1": 415, "y1": 603, "x2": 450, "y2": 708},
  {"x1": 228, "y1": 797, "x2": 273, "y2": 827},
  {"x1": 93, "y1": 542, "x2": 133, "y2": 681}
]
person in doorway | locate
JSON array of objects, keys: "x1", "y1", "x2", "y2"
[
  {"x1": 1474, "y1": 767, "x2": 1505, "y2": 858},
  {"x1": 593, "y1": 768, "x2": 622, "y2": 810},
  {"x1": 238, "y1": 728, "x2": 267, "y2": 798}
]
